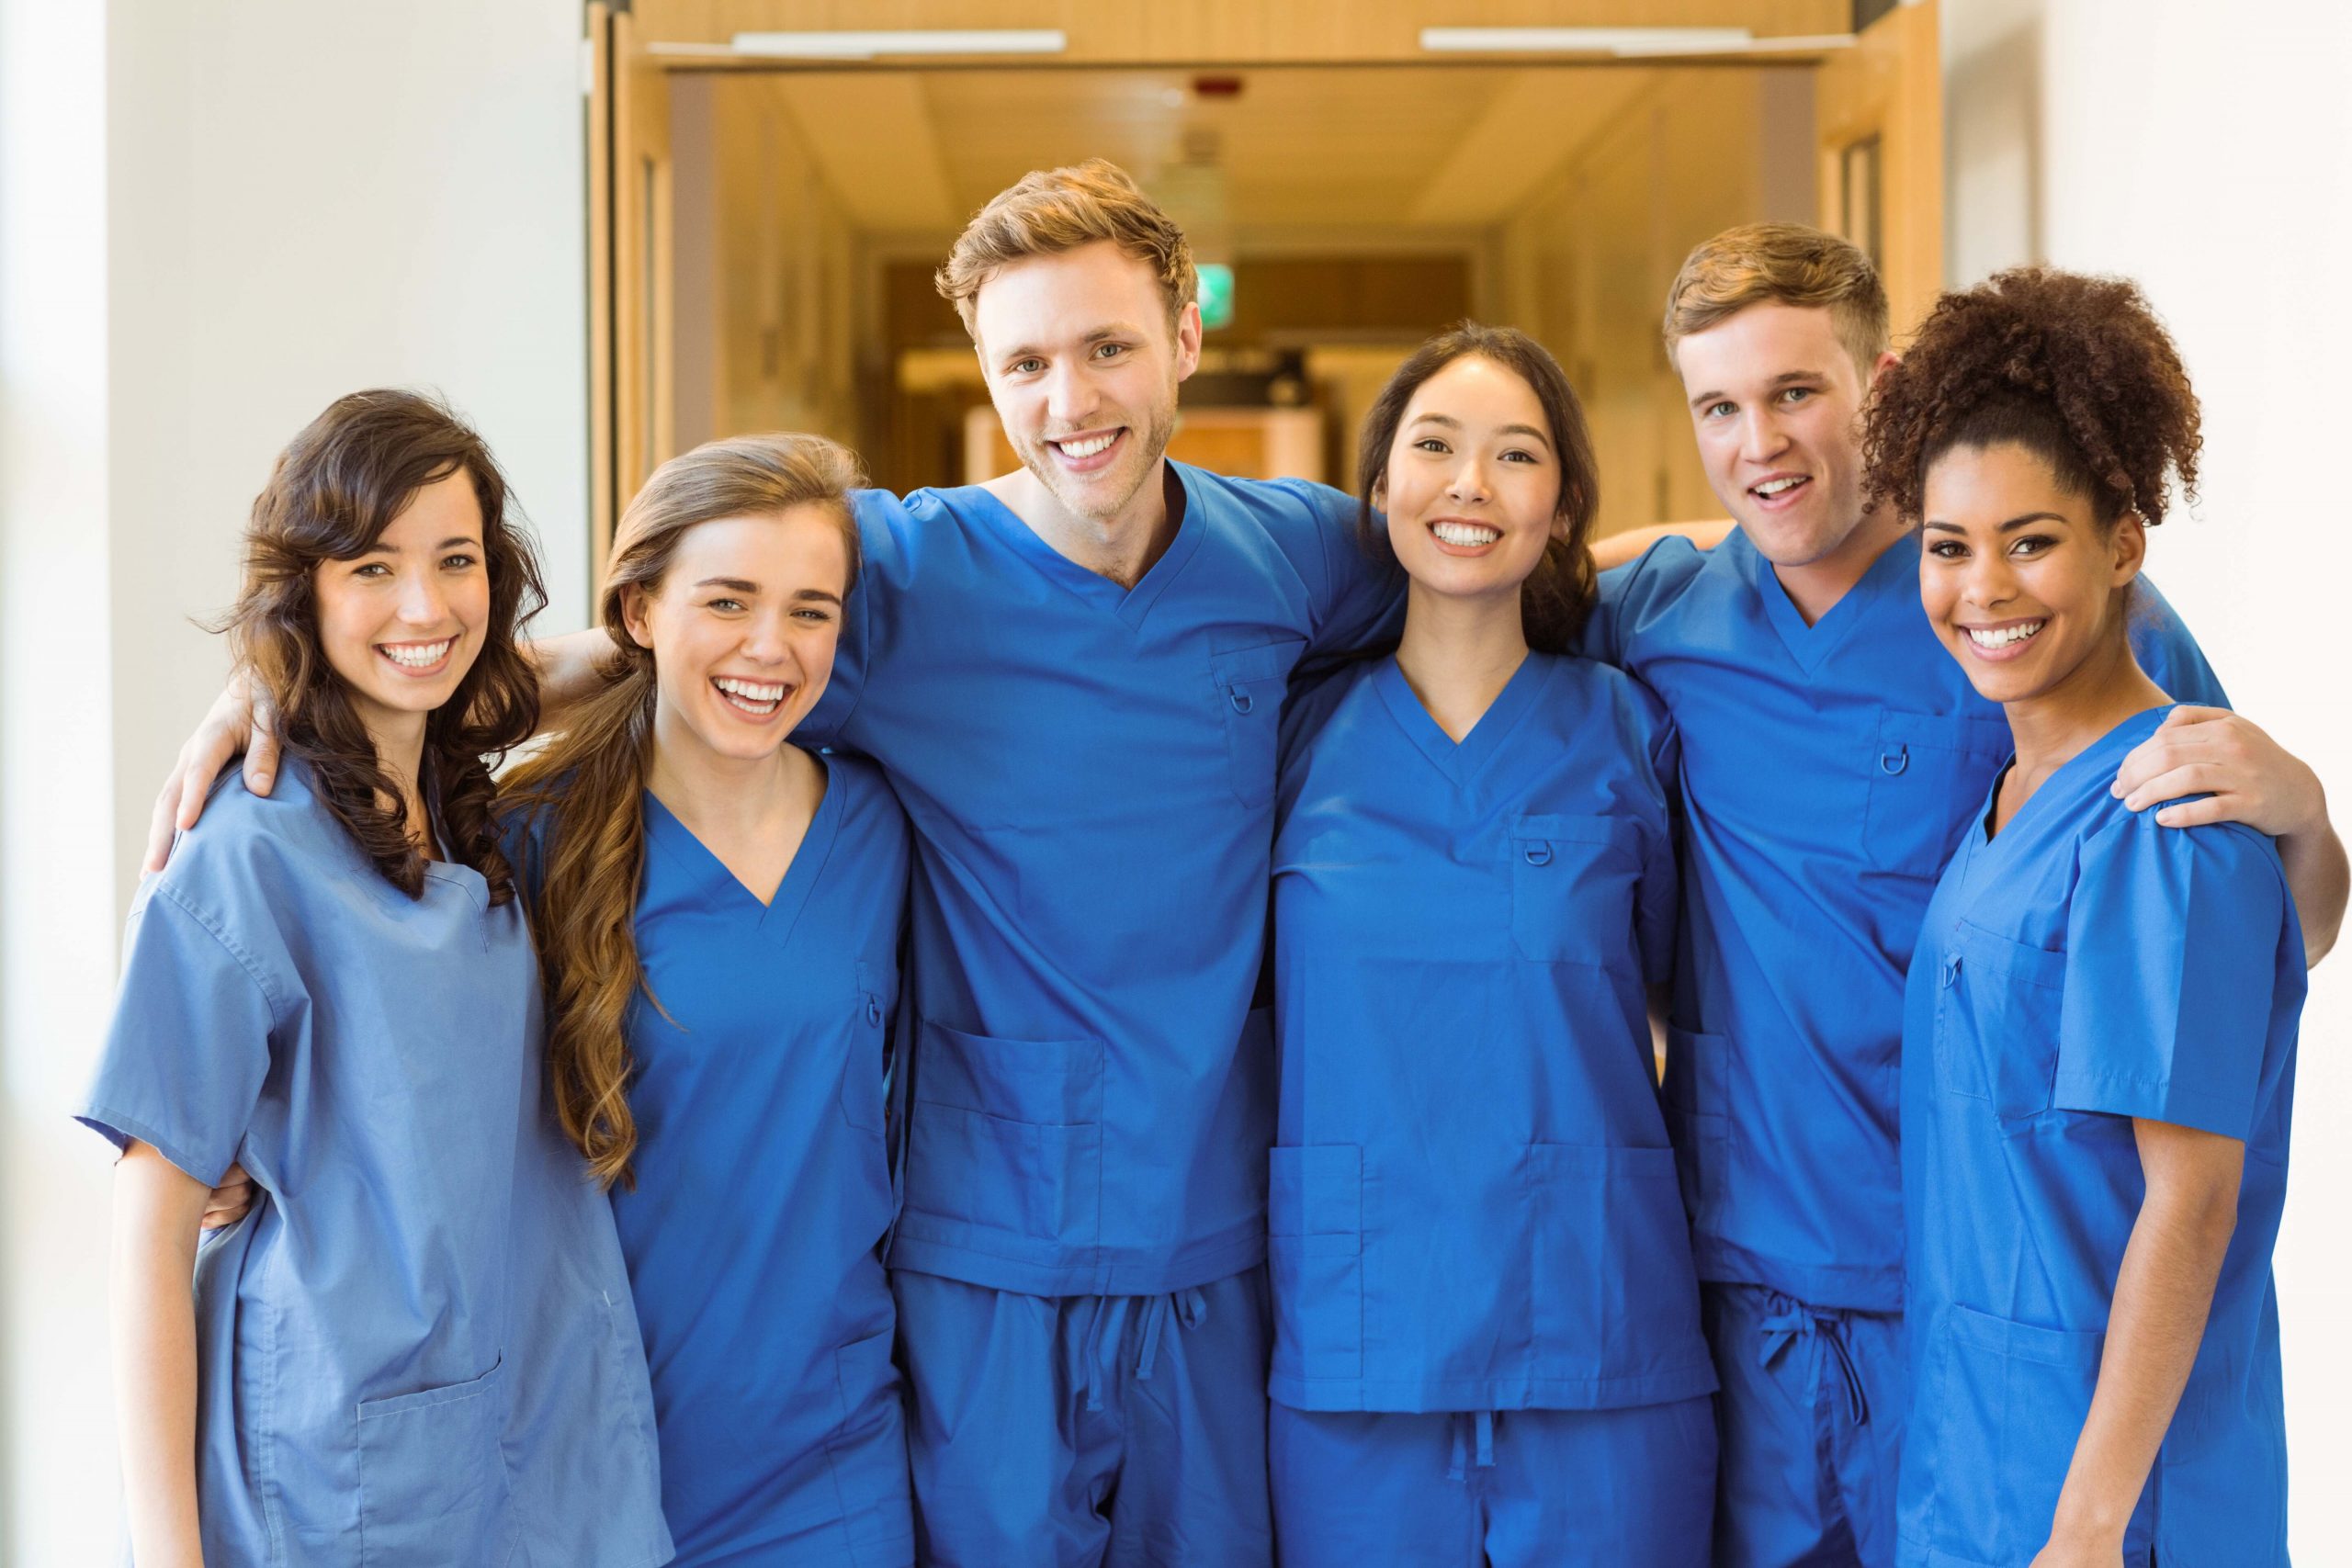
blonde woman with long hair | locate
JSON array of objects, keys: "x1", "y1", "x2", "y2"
[{"x1": 503, "y1": 434, "x2": 914, "y2": 1567}]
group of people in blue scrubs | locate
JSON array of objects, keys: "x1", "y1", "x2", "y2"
[{"x1": 97, "y1": 157, "x2": 2339, "y2": 1567}]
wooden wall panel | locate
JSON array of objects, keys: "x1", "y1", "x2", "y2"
[{"x1": 1815, "y1": 0, "x2": 1943, "y2": 342}]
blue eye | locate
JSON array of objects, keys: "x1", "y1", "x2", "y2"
[
  {"x1": 1703, "y1": 401, "x2": 1735, "y2": 420},
  {"x1": 1093, "y1": 343, "x2": 1127, "y2": 360}
]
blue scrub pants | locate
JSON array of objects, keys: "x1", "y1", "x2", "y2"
[
  {"x1": 1270, "y1": 1398, "x2": 1714, "y2": 1567},
  {"x1": 891, "y1": 1266, "x2": 1272, "y2": 1568},
  {"x1": 1704, "y1": 1282, "x2": 1905, "y2": 1568}
]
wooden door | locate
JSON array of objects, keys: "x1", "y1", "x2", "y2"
[
  {"x1": 587, "y1": 4, "x2": 673, "y2": 579},
  {"x1": 1815, "y1": 0, "x2": 1943, "y2": 341}
]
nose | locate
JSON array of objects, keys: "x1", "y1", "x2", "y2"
[
  {"x1": 395, "y1": 568, "x2": 447, "y2": 626},
  {"x1": 1445, "y1": 452, "x2": 1492, "y2": 505},
  {"x1": 1044, "y1": 360, "x2": 1094, "y2": 428},
  {"x1": 738, "y1": 610, "x2": 794, "y2": 665},
  {"x1": 1959, "y1": 541, "x2": 2018, "y2": 609},
  {"x1": 1737, "y1": 406, "x2": 1788, "y2": 466}
]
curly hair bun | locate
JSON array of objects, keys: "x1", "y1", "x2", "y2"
[{"x1": 1862, "y1": 265, "x2": 2201, "y2": 529}]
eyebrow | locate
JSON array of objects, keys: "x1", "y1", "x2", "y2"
[
  {"x1": 1407, "y1": 412, "x2": 1555, "y2": 449},
  {"x1": 354, "y1": 536, "x2": 481, "y2": 557},
  {"x1": 1921, "y1": 512, "x2": 2073, "y2": 533},
  {"x1": 793, "y1": 587, "x2": 843, "y2": 606},
  {"x1": 693, "y1": 576, "x2": 761, "y2": 592},
  {"x1": 1686, "y1": 370, "x2": 1826, "y2": 411}
]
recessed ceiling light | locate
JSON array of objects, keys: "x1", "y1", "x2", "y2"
[{"x1": 724, "y1": 29, "x2": 1068, "y2": 60}]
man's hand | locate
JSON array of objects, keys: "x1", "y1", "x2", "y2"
[
  {"x1": 199, "y1": 1163, "x2": 256, "y2": 1232},
  {"x1": 142, "y1": 675, "x2": 275, "y2": 874},
  {"x1": 2111, "y1": 706, "x2": 2324, "y2": 834},
  {"x1": 2113, "y1": 705, "x2": 2346, "y2": 964}
]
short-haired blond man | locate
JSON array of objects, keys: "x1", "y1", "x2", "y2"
[{"x1": 1586, "y1": 225, "x2": 2342, "y2": 1565}]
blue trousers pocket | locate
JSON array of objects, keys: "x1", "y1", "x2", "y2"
[
  {"x1": 356, "y1": 1357, "x2": 507, "y2": 1566},
  {"x1": 1269, "y1": 1145, "x2": 1363, "y2": 1382}
]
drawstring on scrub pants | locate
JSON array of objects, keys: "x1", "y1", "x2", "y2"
[
  {"x1": 1077, "y1": 1287, "x2": 1212, "y2": 1414},
  {"x1": 1445, "y1": 1411, "x2": 1498, "y2": 1483},
  {"x1": 1758, "y1": 1295, "x2": 1871, "y2": 1426}
]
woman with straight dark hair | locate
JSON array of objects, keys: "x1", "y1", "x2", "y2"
[
  {"x1": 1264, "y1": 325, "x2": 1715, "y2": 1566},
  {"x1": 79, "y1": 389, "x2": 669, "y2": 1566},
  {"x1": 502, "y1": 433, "x2": 917, "y2": 1567}
]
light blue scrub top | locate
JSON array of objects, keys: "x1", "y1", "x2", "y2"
[
  {"x1": 1897, "y1": 706, "x2": 2301, "y2": 1567},
  {"x1": 77, "y1": 760, "x2": 669, "y2": 1567},
  {"x1": 1582, "y1": 531, "x2": 2225, "y2": 1310},
  {"x1": 803, "y1": 466, "x2": 1399, "y2": 1296},
  {"x1": 511, "y1": 755, "x2": 913, "y2": 1562},
  {"x1": 1267, "y1": 652, "x2": 1714, "y2": 1415}
]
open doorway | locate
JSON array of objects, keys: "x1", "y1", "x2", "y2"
[{"x1": 587, "y1": 5, "x2": 1941, "y2": 569}]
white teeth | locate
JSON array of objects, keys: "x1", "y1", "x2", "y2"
[
  {"x1": 380, "y1": 640, "x2": 452, "y2": 669},
  {"x1": 1432, "y1": 522, "x2": 1501, "y2": 547},
  {"x1": 1966, "y1": 620, "x2": 2046, "y2": 649},
  {"x1": 1056, "y1": 433, "x2": 1117, "y2": 458},
  {"x1": 1754, "y1": 477, "x2": 1807, "y2": 497},
  {"x1": 715, "y1": 677, "x2": 785, "y2": 702}
]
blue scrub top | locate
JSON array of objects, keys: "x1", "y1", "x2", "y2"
[
  {"x1": 803, "y1": 465, "x2": 1399, "y2": 1296},
  {"x1": 1896, "y1": 706, "x2": 2301, "y2": 1566},
  {"x1": 77, "y1": 760, "x2": 668, "y2": 1567},
  {"x1": 1267, "y1": 652, "x2": 1714, "y2": 1415},
  {"x1": 1583, "y1": 530, "x2": 2225, "y2": 1310},
  {"x1": 516, "y1": 755, "x2": 911, "y2": 1562}
]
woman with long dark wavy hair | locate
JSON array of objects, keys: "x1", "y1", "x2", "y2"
[
  {"x1": 76, "y1": 389, "x2": 669, "y2": 1568},
  {"x1": 1264, "y1": 325, "x2": 1715, "y2": 1565},
  {"x1": 501, "y1": 433, "x2": 917, "y2": 1567}
]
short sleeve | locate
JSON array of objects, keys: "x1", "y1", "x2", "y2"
[
  {"x1": 1635, "y1": 716, "x2": 1683, "y2": 987},
  {"x1": 2052, "y1": 817, "x2": 2286, "y2": 1139},
  {"x1": 2128, "y1": 576, "x2": 2230, "y2": 709},
  {"x1": 75, "y1": 884, "x2": 279, "y2": 1184},
  {"x1": 1271, "y1": 479, "x2": 1404, "y2": 667},
  {"x1": 1577, "y1": 537, "x2": 1710, "y2": 671},
  {"x1": 799, "y1": 488, "x2": 896, "y2": 750}
]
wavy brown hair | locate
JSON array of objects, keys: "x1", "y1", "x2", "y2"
[
  {"x1": 225, "y1": 389, "x2": 545, "y2": 902},
  {"x1": 1862, "y1": 265, "x2": 2201, "y2": 529},
  {"x1": 503, "y1": 433, "x2": 866, "y2": 1187},
  {"x1": 1355, "y1": 323, "x2": 1602, "y2": 654}
]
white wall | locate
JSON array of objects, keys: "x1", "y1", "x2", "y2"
[
  {"x1": 1946, "y1": 2, "x2": 2352, "y2": 1555},
  {"x1": 0, "y1": 2, "x2": 588, "y2": 1558}
]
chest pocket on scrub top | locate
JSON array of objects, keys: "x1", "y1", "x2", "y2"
[
  {"x1": 1862, "y1": 709, "x2": 2012, "y2": 878},
  {"x1": 1209, "y1": 639, "x2": 1304, "y2": 808},
  {"x1": 1933, "y1": 920, "x2": 2065, "y2": 1122},
  {"x1": 1509, "y1": 814, "x2": 1642, "y2": 964}
]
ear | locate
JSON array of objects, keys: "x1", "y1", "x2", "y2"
[
  {"x1": 619, "y1": 583, "x2": 656, "y2": 651},
  {"x1": 1171, "y1": 299, "x2": 1204, "y2": 385},
  {"x1": 1867, "y1": 349, "x2": 1902, "y2": 396},
  {"x1": 1370, "y1": 473, "x2": 1388, "y2": 514},
  {"x1": 2109, "y1": 513, "x2": 2149, "y2": 586}
]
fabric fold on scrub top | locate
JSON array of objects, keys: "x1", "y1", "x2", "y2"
[
  {"x1": 1268, "y1": 651, "x2": 1713, "y2": 1413},
  {"x1": 1582, "y1": 530, "x2": 2226, "y2": 1314},
  {"x1": 508, "y1": 752, "x2": 914, "y2": 1568},
  {"x1": 803, "y1": 465, "x2": 1400, "y2": 1299},
  {"x1": 76, "y1": 760, "x2": 669, "y2": 1568},
  {"x1": 1897, "y1": 705, "x2": 2301, "y2": 1568}
]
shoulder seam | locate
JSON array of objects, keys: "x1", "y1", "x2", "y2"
[{"x1": 145, "y1": 879, "x2": 294, "y2": 1026}]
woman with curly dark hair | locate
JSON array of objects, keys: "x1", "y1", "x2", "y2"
[
  {"x1": 1867, "y1": 270, "x2": 2302, "y2": 1567},
  {"x1": 75, "y1": 391, "x2": 669, "y2": 1567}
]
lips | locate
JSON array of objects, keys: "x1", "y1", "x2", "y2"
[
  {"x1": 1748, "y1": 473, "x2": 1811, "y2": 509},
  {"x1": 377, "y1": 638, "x2": 455, "y2": 675},
  {"x1": 1046, "y1": 428, "x2": 1125, "y2": 473},
  {"x1": 1958, "y1": 617, "x2": 2047, "y2": 662},
  {"x1": 711, "y1": 675, "x2": 788, "y2": 719}
]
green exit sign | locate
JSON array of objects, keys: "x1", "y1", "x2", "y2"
[{"x1": 1198, "y1": 263, "x2": 1235, "y2": 331}]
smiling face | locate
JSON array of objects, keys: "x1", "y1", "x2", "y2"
[
  {"x1": 1378, "y1": 355, "x2": 1564, "y2": 609},
  {"x1": 623, "y1": 506, "x2": 852, "y2": 768},
  {"x1": 1676, "y1": 300, "x2": 1893, "y2": 569},
  {"x1": 1919, "y1": 441, "x2": 2145, "y2": 706},
  {"x1": 973, "y1": 240, "x2": 1200, "y2": 526},
  {"x1": 312, "y1": 468, "x2": 490, "y2": 749}
]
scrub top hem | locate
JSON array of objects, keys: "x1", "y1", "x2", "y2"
[
  {"x1": 1268, "y1": 1359, "x2": 1719, "y2": 1414},
  {"x1": 886, "y1": 1229, "x2": 1264, "y2": 1300},
  {"x1": 73, "y1": 1103, "x2": 232, "y2": 1189}
]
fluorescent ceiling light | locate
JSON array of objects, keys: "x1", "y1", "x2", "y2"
[
  {"x1": 727, "y1": 28, "x2": 1068, "y2": 60},
  {"x1": 1419, "y1": 27, "x2": 1854, "y2": 57}
]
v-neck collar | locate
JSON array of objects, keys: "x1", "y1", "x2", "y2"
[
  {"x1": 641, "y1": 757, "x2": 842, "y2": 942},
  {"x1": 1741, "y1": 525, "x2": 1917, "y2": 674},
  {"x1": 959, "y1": 461, "x2": 1205, "y2": 629},
  {"x1": 1374, "y1": 650, "x2": 1554, "y2": 785},
  {"x1": 1973, "y1": 704, "x2": 2175, "y2": 853}
]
